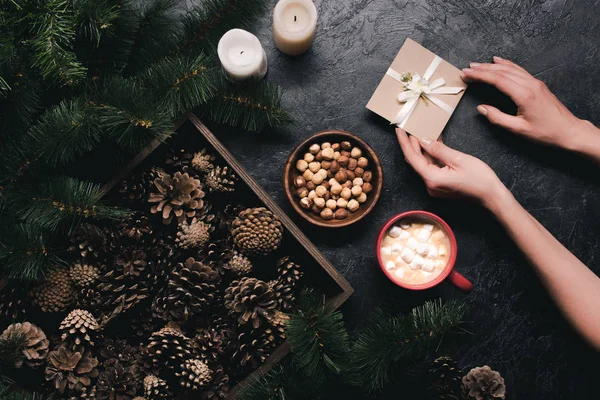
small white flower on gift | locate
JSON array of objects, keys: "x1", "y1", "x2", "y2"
[{"x1": 406, "y1": 74, "x2": 431, "y2": 95}]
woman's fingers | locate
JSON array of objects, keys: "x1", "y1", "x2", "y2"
[
  {"x1": 492, "y1": 56, "x2": 528, "y2": 73},
  {"x1": 396, "y1": 128, "x2": 431, "y2": 177},
  {"x1": 409, "y1": 134, "x2": 423, "y2": 155},
  {"x1": 418, "y1": 138, "x2": 464, "y2": 168},
  {"x1": 468, "y1": 63, "x2": 532, "y2": 83},
  {"x1": 477, "y1": 105, "x2": 529, "y2": 133},
  {"x1": 461, "y1": 68, "x2": 530, "y2": 104}
]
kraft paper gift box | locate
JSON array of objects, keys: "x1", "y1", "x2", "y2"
[{"x1": 366, "y1": 38, "x2": 468, "y2": 141}]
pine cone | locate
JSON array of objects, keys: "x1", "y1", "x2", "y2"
[
  {"x1": 118, "y1": 214, "x2": 154, "y2": 243},
  {"x1": 199, "y1": 364, "x2": 229, "y2": 400},
  {"x1": 0, "y1": 280, "x2": 28, "y2": 323},
  {"x1": 264, "y1": 310, "x2": 289, "y2": 339},
  {"x1": 222, "y1": 250, "x2": 252, "y2": 276},
  {"x1": 268, "y1": 280, "x2": 295, "y2": 312},
  {"x1": 203, "y1": 165, "x2": 237, "y2": 193},
  {"x1": 145, "y1": 323, "x2": 195, "y2": 372},
  {"x1": 176, "y1": 359, "x2": 212, "y2": 390},
  {"x1": 45, "y1": 345, "x2": 99, "y2": 394},
  {"x1": 426, "y1": 357, "x2": 462, "y2": 400},
  {"x1": 68, "y1": 223, "x2": 109, "y2": 262},
  {"x1": 115, "y1": 246, "x2": 148, "y2": 277},
  {"x1": 152, "y1": 257, "x2": 219, "y2": 322},
  {"x1": 230, "y1": 207, "x2": 283, "y2": 256},
  {"x1": 165, "y1": 148, "x2": 194, "y2": 172},
  {"x1": 194, "y1": 328, "x2": 226, "y2": 364},
  {"x1": 143, "y1": 375, "x2": 170, "y2": 399},
  {"x1": 276, "y1": 256, "x2": 303, "y2": 287},
  {"x1": 216, "y1": 204, "x2": 244, "y2": 235},
  {"x1": 230, "y1": 325, "x2": 279, "y2": 373},
  {"x1": 148, "y1": 172, "x2": 205, "y2": 225},
  {"x1": 78, "y1": 385, "x2": 97, "y2": 399},
  {"x1": 30, "y1": 269, "x2": 74, "y2": 312},
  {"x1": 191, "y1": 148, "x2": 215, "y2": 174},
  {"x1": 59, "y1": 309, "x2": 100, "y2": 348},
  {"x1": 96, "y1": 359, "x2": 136, "y2": 400},
  {"x1": 462, "y1": 366, "x2": 506, "y2": 400},
  {"x1": 0, "y1": 322, "x2": 49, "y2": 368},
  {"x1": 176, "y1": 217, "x2": 214, "y2": 249},
  {"x1": 100, "y1": 339, "x2": 138, "y2": 367},
  {"x1": 70, "y1": 263, "x2": 100, "y2": 288},
  {"x1": 224, "y1": 277, "x2": 277, "y2": 328}
]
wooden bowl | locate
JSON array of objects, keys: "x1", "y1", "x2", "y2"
[{"x1": 283, "y1": 129, "x2": 383, "y2": 228}]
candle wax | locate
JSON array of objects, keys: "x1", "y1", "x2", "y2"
[{"x1": 281, "y1": 4, "x2": 310, "y2": 32}]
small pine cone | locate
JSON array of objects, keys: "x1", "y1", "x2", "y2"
[
  {"x1": 426, "y1": 356, "x2": 462, "y2": 400},
  {"x1": 264, "y1": 310, "x2": 289, "y2": 339},
  {"x1": 30, "y1": 269, "x2": 74, "y2": 313},
  {"x1": 230, "y1": 207, "x2": 283, "y2": 256},
  {"x1": 191, "y1": 148, "x2": 215, "y2": 173},
  {"x1": 68, "y1": 223, "x2": 109, "y2": 262},
  {"x1": 149, "y1": 172, "x2": 205, "y2": 225},
  {"x1": 78, "y1": 385, "x2": 97, "y2": 399},
  {"x1": 118, "y1": 214, "x2": 153, "y2": 243},
  {"x1": 165, "y1": 148, "x2": 194, "y2": 172},
  {"x1": 176, "y1": 217, "x2": 214, "y2": 249},
  {"x1": 99, "y1": 339, "x2": 138, "y2": 367},
  {"x1": 194, "y1": 328, "x2": 226, "y2": 364},
  {"x1": 143, "y1": 375, "x2": 170, "y2": 400},
  {"x1": 0, "y1": 322, "x2": 49, "y2": 368},
  {"x1": 0, "y1": 281, "x2": 28, "y2": 323},
  {"x1": 222, "y1": 250, "x2": 252, "y2": 276},
  {"x1": 146, "y1": 323, "x2": 195, "y2": 372},
  {"x1": 69, "y1": 263, "x2": 100, "y2": 288},
  {"x1": 119, "y1": 174, "x2": 149, "y2": 204},
  {"x1": 96, "y1": 359, "x2": 136, "y2": 400},
  {"x1": 45, "y1": 346, "x2": 99, "y2": 394},
  {"x1": 462, "y1": 366, "x2": 506, "y2": 400},
  {"x1": 230, "y1": 326, "x2": 279, "y2": 374},
  {"x1": 268, "y1": 280, "x2": 295, "y2": 311},
  {"x1": 59, "y1": 309, "x2": 100, "y2": 348},
  {"x1": 203, "y1": 165, "x2": 237, "y2": 193},
  {"x1": 115, "y1": 246, "x2": 148, "y2": 277},
  {"x1": 224, "y1": 277, "x2": 277, "y2": 328},
  {"x1": 199, "y1": 364, "x2": 229, "y2": 400},
  {"x1": 276, "y1": 256, "x2": 303, "y2": 287},
  {"x1": 176, "y1": 359, "x2": 212, "y2": 390}
]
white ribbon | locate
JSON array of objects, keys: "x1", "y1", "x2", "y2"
[{"x1": 387, "y1": 56, "x2": 465, "y2": 128}]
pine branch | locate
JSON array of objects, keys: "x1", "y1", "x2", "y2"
[
  {"x1": 352, "y1": 299, "x2": 467, "y2": 392},
  {"x1": 237, "y1": 363, "x2": 322, "y2": 400},
  {"x1": 0, "y1": 376, "x2": 55, "y2": 400},
  {"x1": 205, "y1": 77, "x2": 292, "y2": 132},
  {"x1": 0, "y1": 76, "x2": 9, "y2": 97},
  {"x1": 5, "y1": 175, "x2": 131, "y2": 232},
  {"x1": 0, "y1": 326, "x2": 26, "y2": 368},
  {"x1": 73, "y1": 0, "x2": 120, "y2": 47},
  {"x1": 144, "y1": 53, "x2": 218, "y2": 117},
  {"x1": 0, "y1": 141, "x2": 34, "y2": 194}
]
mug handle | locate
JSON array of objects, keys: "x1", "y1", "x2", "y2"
[{"x1": 448, "y1": 270, "x2": 473, "y2": 292}]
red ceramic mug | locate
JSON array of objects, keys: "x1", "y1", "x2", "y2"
[{"x1": 376, "y1": 210, "x2": 473, "y2": 292}]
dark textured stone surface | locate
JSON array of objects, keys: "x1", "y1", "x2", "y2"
[{"x1": 206, "y1": 1, "x2": 600, "y2": 398}]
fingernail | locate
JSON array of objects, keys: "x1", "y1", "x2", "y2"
[
  {"x1": 493, "y1": 56, "x2": 503, "y2": 62},
  {"x1": 470, "y1": 62, "x2": 481, "y2": 67},
  {"x1": 477, "y1": 105, "x2": 488, "y2": 115},
  {"x1": 462, "y1": 68, "x2": 473, "y2": 73},
  {"x1": 419, "y1": 138, "x2": 432, "y2": 146}
]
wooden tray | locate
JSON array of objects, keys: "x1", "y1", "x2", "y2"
[{"x1": 101, "y1": 113, "x2": 354, "y2": 398}]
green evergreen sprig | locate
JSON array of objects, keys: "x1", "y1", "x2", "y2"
[
  {"x1": 352, "y1": 299, "x2": 467, "y2": 392},
  {"x1": 0, "y1": 326, "x2": 26, "y2": 369},
  {"x1": 0, "y1": 376, "x2": 54, "y2": 400},
  {"x1": 74, "y1": 0, "x2": 120, "y2": 46},
  {"x1": 237, "y1": 363, "x2": 322, "y2": 400}
]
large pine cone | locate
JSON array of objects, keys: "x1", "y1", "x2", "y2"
[
  {"x1": 268, "y1": 280, "x2": 295, "y2": 312},
  {"x1": 145, "y1": 323, "x2": 195, "y2": 372},
  {"x1": 59, "y1": 309, "x2": 100, "y2": 348},
  {"x1": 462, "y1": 366, "x2": 506, "y2": 400},
  {"x1": 426, "y1": 356, "x2": 462, "y2": 400},
  {"x1": 203, "y1": 165, "x2": 237, "y2": 193},
  {"x1": 199, "y1": 364, "x2": 229, "y2": 400},
  {"x1": 176, "y1": 359, "x2": 212, "y2": 391},
  {"x1": 175, "y1": 215, "x2": 215, "y2": 249},
  {"x1": 191, "y1": 148, "x2": 215, "y2": 174},
  {"x1": 143, "y1": 375, "x2": 170, "y2": 399},
  {"x1": 115, "y1": 245, "x2": 148, "y2": 277},
  {"x1": 0, "y1": 280, "x2": 28, "y2": 323},
  {"x1": 69, "y1": 263, "x2": 100, "y2": 288},
  {"x1": 276, "y1": 256, "x2": 303, "y2": 287},
  {"x1": 0, "y1": 322, "x2": 49, "y2": 368},
  {"x1": 194, "y1": 327, "x2": 227, "y2": 365},
  {"x1": 96, "y1": 359, "x2": 137, "y2": 400},
  {"x1": 148, "y1": 172, "x2": 205, "y2": 225},
  {"x1": 230, "y1": 325, "x2": 280, "y2": 374},
  {"x1": 117, "y1": 214, "x2": 154, "y2": 243},
  {"x1": 30, "y1": 269, "x2": 74, "y2": 312},
  {"x1": 152, "y1": 257, "x2": 219, "y2": 323},
  {"x1": 224, "y1": 277, "x2": 277, "y2": 328},
  {"x1": 230, "y1": 207, "x2": 283, "y2": 256},
  {"x1": 45, "y1": 345, "x2": 99, "y2": 394}
]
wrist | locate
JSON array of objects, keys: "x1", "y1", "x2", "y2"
[
  {"x1": 481, "y1": 182, "x2": 515, "y2": 217},
  {"x1": 563, "y1": 119, "x2": 600, "y2": 158}
]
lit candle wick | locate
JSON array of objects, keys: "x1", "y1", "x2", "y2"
[
  {"x1": 294, "y1": 15, "x2": 297, "y2": 22},
  {"x1": 240, "y1": 51, "x2": 244, "y2": 54}
]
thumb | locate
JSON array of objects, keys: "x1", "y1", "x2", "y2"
[
  {"x1": 419, "y1": 138, "x2": 464, "y2": 167},
  {"x1": 477, "y1": 105, "x2": 528, "y2": 133}
]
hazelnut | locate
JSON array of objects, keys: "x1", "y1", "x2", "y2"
[
  {"x1": 303, "y1": 170, "x2": 314, "y2": 181},
  {"x1": 331, "y1": 194, "x2": 340, "y2": 200},
  {"x1": 306, "y1": 181, "x2": 316, "y2": 190},
  {"x1": 336, "y1": 198, "x2": 348, "y2": 208},
  {"x1": 304, "y1": 153, "x2": 315, "y2": 162},
  {"x1": 296, "y1": 159, "x2": 308, "y2": 172},
  {"x1": 318, "y1": 169, "x2": 328, "y2": 179},
  {"x1": 329, "y1": 178, "x2": 337, "y2": 186},
  {"x1": 341, "y1": 187, "x2": 352, "y2": 200},
  {"x1": 308, "y1": 161, "x2": 321, "y2": 173},
  {"x1": 354, "y1": 167, "x2": 364, "y2": 177},
  {"x1": 326, "y1": 199, "x2": 337, "y2": 210},
  {"x1": 351, "y1": 185, "x2": 363, "y2": 197},
  {"x1": 314, "y1": 197, "x2": 326, "y2": 208},
  {"x1": 353, "y1": 177, "x2": 364, "y2": 186},
  {"x1": 315, "y1": 151, "x2": 323, "y2": 161},
  {"x1": 321, "y1": 142, "x2": 332, "y2": 149},
  {"x1": 341, "y1": 141, "x2": 352, "y2": 150},
  {"x1": 308, "y1": 190, "x2": 317, "y2": 200},
  {"x1": 300, "y1": 197, "x2": 313, "y2": 209},
  {"x1": 322, "y1": 147, "x2": 334, "y2": 160},
  {"x1": 357, "y1": 192, "x2": 367, "y2": 203},
  {"x1": 347, "y1": 158, "x2": 358, "y2": 171},
  {"x1": 311, "y1": 173, "x2": 324, "y2": 185},
  {"x1": 321, "y1": 160, "x2": 331, "y2": 170},
  {"x1": 341, "y1": 150, "x2": 351, "y2": 157},
  {"x1": 363, "y1": 171, "x2": 373, "y2": 182},
  {"x1": 315, "y1": 185, "x2": 327, "y2": 197},
  {"x1": 332, "y1": 143, "x2": 341, "y2": 151},
  {"x1": 294, "y1": 176, "x2": 306, "y2": 188},
  {"x1": 296, "y1": 187, "x2": 308, "y2": 198},
  {"x1": 334, "y1": 170, "x2": 347, "y2": 183},
  {"x1": 346, "y1": 170, "x2": 356, "y2": 181},
  {"x1": 347, "y1": 199, "x2": 359, "y2": 212},
  {"x1": 309, "y1": 143, "x2": 320, "y2": 154},
  {"x1": 311, "y1": 205, "x2": 321, "y2": 215},
  {"x1": 337, "y1": 156, "x2": 349, "y2": 167},
  {"x1": 330, "y1": 183, "x2": 343, "y2": 195},
  {"x1": 362, "y1": 182, "x2": 373, "y2": 194},
  {"x1": 320, "y1": 208, "x2": 334, "y2": 220},
  {"x1": 327, "y1": 170, "x2": 334, "y2": 179},
  {"x1": 357, "y1": 157, "x2": 368, "y2": 168},
  {"x1": 323, "y1": 192, "x2": 331, "y2": 201},
  {"x1": 334, "y1": 209, "x2": 349, "y2": 219},
  {"x1": 333, "y1": 151, "x2": 341, "y2": 160},
  {"x1": 342, "y1": 181, "x2": 352, "y2": 188},
  {"x1": 329, "y1": 160, "x2": 340, "y2": 173},
  {"x1": 322, "y1": 181, "x2": 330, "y2": 189},
  {"x1": 351, "y1": 147, "x2": 362, "y2": 158}
]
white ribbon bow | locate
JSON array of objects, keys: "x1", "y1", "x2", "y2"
[{"x1": 387, "y1": 56, "x2": 465, "y2": 128}]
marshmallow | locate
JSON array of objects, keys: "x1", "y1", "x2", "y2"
[
  {"x1": 400, "y1": 248, "x2": 415, "y2": 263},
  {"x1": 410, "y1": 255, "x2": 425, "y2": 270},
  {"x1": 422, "y1": 259, "x2": 435, "y2": 272},
  {"x1": 407, "y1": 238, "x2": 418, "y2": 250},
  {"x1": 400, "y1": 221, "x2": 411, "y2": 229},
  {"x1": 432, "y1": 230, "x2": 445, "y2": 241},
  {"x1": 436, "y1": 260, "x2": 446, "y2": 269},
  {"x1": 398, "y1": 230, "x2": 410, "y2": 240},
  {"x1": 385, "y1": 261, "x2": 396, "y2": 271},
  {"x1": 438, "y1": 245, "x2": 447, "y2": 256},
  {"x1": 388, "y1": 226, "x2": 403, "y2": 238},
  {"x1": 394, "y1": 268, "x2": 405, "y2": 279},
  {"x1": 427, "y1": 246, "x2": 438, "y2": 259},
  {"x1": 420, "y1": 270, "x2": 433, "y2": 278},
  {"x1": 416, "y1": 229, "x2": 431, "y2": 242},
  {"x1": 380, "y1": 246, "x2": 392, "y2": 256},
  {"x1": 391, "y1": 243, "x2": 403, "y2": 254},
  {"x1": 423, "y1": 224, "x2": 434, "y2": 232},
  {"x1": 416, "y1": 242, "x2": 430, "y2": 256},
  {"x1": 395, "y1": 256, "x2": 406, "y2": 265}
]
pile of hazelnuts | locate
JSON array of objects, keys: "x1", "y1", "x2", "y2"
[{"x1": 294, "y1": 140, "x2": 374, "y2": 221}]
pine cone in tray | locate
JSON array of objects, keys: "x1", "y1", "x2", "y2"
[
  {"x1": 120, "y1": 167, "x2": 168, "y2": 204},
  {"x1": 69, "y1": 263, "x2": 100, "y2": 288},
  {"x1": 68, "y1": 223, "x2": 109, "y2": 262},
  {"x1": 0, "y1": 280, "x2": 28, "y2": 323},
  {"x1": 96, "y1": 358, "x2": 137, "y2": 400},
  {"x1": 165, "y1": 148, "x2": 194, "y2": 172},
  {"x1": 194, "y1": 327, "x2": 227, "y2": 365},
  {"x1": 115, "y1": 245, "x2": 148, "y2": 277},
  {"x1": 0, "y1": 322, "x2": 49, "y2": 368},
  {"x1": 118, "y1": 214, "x2": 154, "y2": 243},
  {"x1": 30, "y1": 269, "x2": 74, "y2": 312},
  {"x1": 191, "y1": 148, "x2": 215, "y2": 174},
  {"x1": 224, "y1": 277, "x2": 277, "y2": 328},
  {"x1": 59, "y1": 309, "x2": 100, "y2": 348},
  {"x1": 268, "y1": 279, "x2": 295, "y2": 312},
  {"x1": 203, "y1": 165, "x2": 237, "y2": 193},
  {"x1": 276, "y1": 256, "x2": 303, "y2": 287},
  {"x1": 145, "y1": 323, "x2": 195, "y2": 372},
  {"x1": 99, "y1": 339, "x2": 138, "y2": 367},
  {"x1": 143, "y1": 374, "x2": 170, "y2": 399},
  {"x1": 199, "y1": 364, "x2": 229, "y2": 400},
  {"x1": 462, "y1": 366, "x2": 506, "y2": 400},
  {"x1": 221, "y1": 249, "x2": 252, "y2": 276},
  {"x1": 230, "y1": 325, "x2": 280, "y2": 374},
  {"x1": 148, "y1": 172, "x2": 205, "y2": 225},
  {"x1": 230, "y1": 207, "x2": 283, "y2": 256},
  {"x1": 176, "y1": 358, "x2": 212, "y2": 391},
  {"x1": 45, "y1": 345, "x2": 99, "y2": 394},
  {"x1": 175, "y1": 213, "x2": 216, "y2": 250}
]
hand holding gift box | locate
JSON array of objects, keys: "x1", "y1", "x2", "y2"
[{"x1": 367, "y1": 38, "x2": 468, "y2": 141}]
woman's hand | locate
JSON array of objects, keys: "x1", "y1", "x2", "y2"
[
  {"x1": 396, "y1": 128, "x2": 508, "y2": 209},
  {"x1": 462, "y1": 56, "x2": 593, "y2": 151}
]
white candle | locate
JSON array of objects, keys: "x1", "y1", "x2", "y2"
[
  {"x1": 273, "y1": 0, "x2": 317, "y2": 56},
  {"x1": 217, "y1": 29, "x2": 268, "y2": 80}
]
